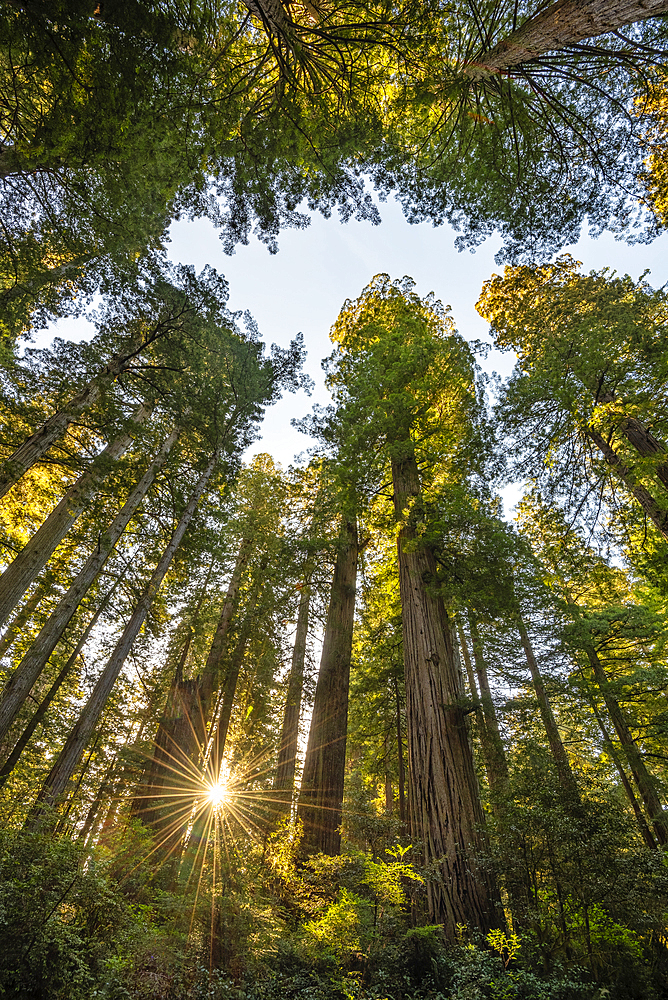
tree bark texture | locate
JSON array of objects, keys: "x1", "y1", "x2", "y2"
[
  {"x1": 0, "y1": 579, "x2": 120, "y2": 787},
  {"x1": 588, "y1": 429, "x2": 668, "y2": 540},
  {"x1": 0, "y1": 347, "x2": 143, "y2": 499},
  {"x1": 0, "y1": 403, "x2": 150, "y2": 628},
  {"x1": 585, "y1": 643, "x2": 668, "y2": 844},
  {"x1": 618, "y1": 417, "x2": 668, "y2": 494},
  {"x1": 464, "y1": 0, "x2": 668, "y2": 78},
  {"x1": 297, "y1": 517, "x2": 358, "y2": 857},
  {"x1": 0, "y1": 426, "x2": 176, "y2": 743},
  {"x1": 392, "y1": 453, "x2": 500, "y2": 938},
  {"x1": 25, "y1": 450, "x2": 219, "y2": 828},
  {"x1": 273, "y1": 570, "x2": 312, "y2": 812},
  {"x1": 517, "y1": 615, "x2": 581, "y2": 803}
]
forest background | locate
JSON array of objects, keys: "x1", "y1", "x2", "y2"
[{"x1": 4, "y1": 2, "x2": 668, "y2": 1000}]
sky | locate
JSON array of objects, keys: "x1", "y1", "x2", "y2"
[{"x1": 49, "y1": 195, "x2": 668, "y2": 509}]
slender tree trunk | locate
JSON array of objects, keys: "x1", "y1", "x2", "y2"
[
  {"x1": 394, "y1": 675, "x2": 406, "y2": 825},
  {"x1": 273, "y1": 568, "x2": 312, "y2": 813},
  {"x1": 584, "y1": 680, "x2": 657, "y2": 849},
  {"x1": 392, "y1": 452, "x2": 500, "y2": 938},
  {"x1": 25, "y1": 450, "x2": 219, "y2": 830},
  {"x1": 465, "y1": 0, "x2": 668, "y2": 79},
  {"x1": 0, "y1": 349, "x2": 144, "y2": 499},
  {"x1": 0, "y1": 403, "x2": 150, "y2": 628},
  {"x1": 468, "y1": 613, "x2": 510, "y2": 798},
  {"x1": 0, "y1": 580, "x2": 47, "y2": 657},
  {"x1": 196, "y1": 534, "x2": 256, "y2": 741},
  {"x1": 585, "y1": 643, "x2": 668, "y2": 844},
  {"x1": 0, "y1": 426, "x2": 176, "y2": 742},
  {"x1": 517, "y1": 615, "x2": 580, "y2": 803},
  {"x1": 207, "y1": 567, "x2": 267, "y2": 784},
  {"x1": 0, "y1": 578, "x2": 120, "y2": 787},
  {"x1": 298, "y1": 517, "x2": 358, "y2": 857},
  {"x1": 588, "y1": 430, "x2": 668, "y2": 541}
]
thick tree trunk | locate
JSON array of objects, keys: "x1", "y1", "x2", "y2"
[
  {"x1": 0, "y1": 403, "x2": 150, "y2": 628},
  {"x1": 465, "y1": 0, "x2": 668, "y2": 79},
  {"x1": 273, "y1": 569, "x2": 312, "y2": 813},
  {"x1": 0, "y1": 350, "x2": 143, "y2": 499},
  {"x1": 25, "y1": 450, "x2": 219, "y2": 830},
  {"x1": 585, "y1": 643, "x2": 668, "y2": 844},
  {"x1": 392, "y1": 452, "x2": 500, "y2": 938},
  {"x1": 517, "y1": 615, "x2": 580, "y2": 803},
  {"x1": 618, "y1": 417, "x2": 668, "y2": 494},
  {"x1": 468, "y1": 613, "x2": 510, "y2": 798},
  {"x1": 297, "y1": 517, "x2": 358, "y2": 857},
  {"x1": 0, "y1": 426, "x2": 176, "y2": 742},
  {"x1": 0, "y1": 579, "x2": 120, "y2": 787},
  {"x1": 588, "y1": 429, "x2": 668, "y2": 540}
]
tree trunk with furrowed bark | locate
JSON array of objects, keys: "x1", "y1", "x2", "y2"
[
  {"x1": 464, "y1": 0, "x2": 668, "y2": 79},
  {"x1": 588, "y1": 429, "x2": 668, "y2": 541},
  {"x1": 298, "y1": 517, "x2": 358, "y2": 857},
  {"x1": 392, "y1": 450, "x2": 500, "y2": 939}
]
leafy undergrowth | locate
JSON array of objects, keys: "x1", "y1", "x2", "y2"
[{"x1": 1, "y1": 826, "x2": 666, "y2": 1000}]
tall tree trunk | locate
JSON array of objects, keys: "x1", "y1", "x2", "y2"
[
  {"x1": 0, "y1": 577, "x2": 121, "y2": 787},
  {"x1": 196, "y1": 534, "x2": 256, "y2": 745},
  {"x1": 273, "y1": 568, "x2": 312, "y2": 814},
  {"x1": 392, "y1": 452, "x2": 500, "y2": 938},
  {"x1": 207, "y1": 567, "x2": 267, "y2": 785},
  {"x1": 585, "y1": 643, "x2": 668, "y2": 844},
  {"x1": 0, "y1": 348, "x2": 145, "y2": 499},
  {"x1": 468, "y1": 613, "x2": 510, "y2": 798},
  {"x1": 618, "y1": 416, "x2": 668, "y2": 494},
  {"x1": 588, "y1": 430, "x2": 668, "y2": 541},
  {"x1": 0, "y1": 403, "x2": 150, "y2": 627},
  {"x1": 25, "y1": 450, "x2": 219, "y2": 830},
  {"x1": 517, "y1": 615, "x2": 581, "y2": 803},
  {"x1": 0, "y1": 426, "x2": 176, "y2": 742},
  {"x1": 464, "y1": 0, "x2": 668, "y2": 79},
  {"x1": 393, "y1": 675, "x2": 406, "y2": 825},
  {"x1": 0, "y1": 581, "x2": 47, "y2": 658},
  {"x1": 298, "y1": 517, "x2": 358, "y2": 857},
  {"x1": 583, "y1": 678, "x2": 657, "y2": 849}
]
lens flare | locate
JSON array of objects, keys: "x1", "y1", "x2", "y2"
[{"x1": 206, "y1": 781, "x2": 227, "y2": 808}]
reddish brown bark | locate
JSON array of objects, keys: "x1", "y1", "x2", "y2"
[
  {"x1": 465, "y1": 0, "x2": 668, "y2": 79},
  {"x1": 589, "y1": 430, "x2": 668, "y2": 540},
  {"x1": 392, "y1": 452, "x2": 500, "y2": 938},
  {"x1": 297, "y1": 517, "x2": 358, "y2": 857}
]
